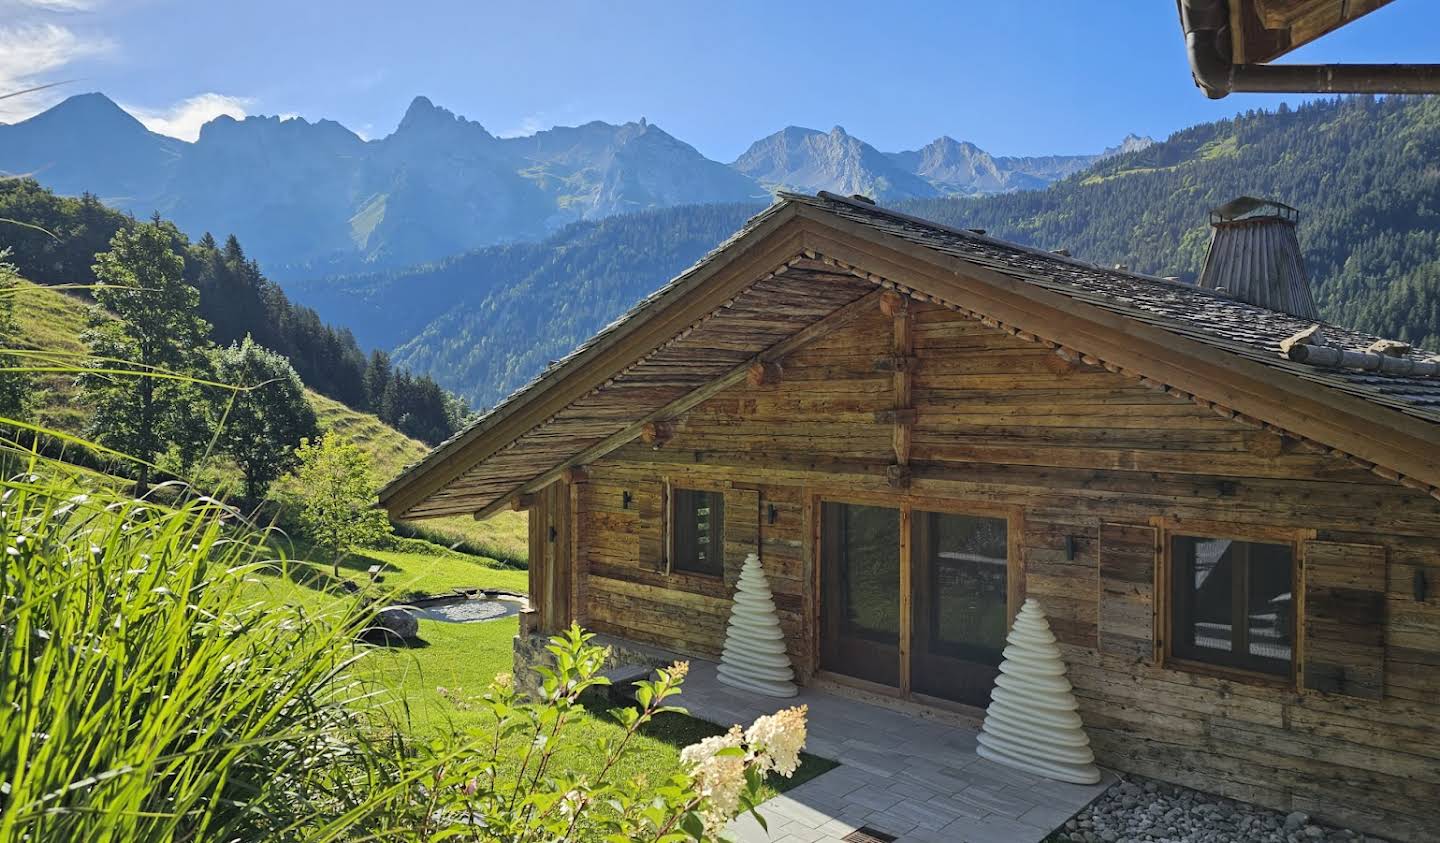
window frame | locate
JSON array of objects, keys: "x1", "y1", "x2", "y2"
[
  {"x1": 664, "y1": 481, "x2": 726, "y2": 578},
  {"x1": 1155, "y1": 518, "x2": 1312, "y2": 687}
]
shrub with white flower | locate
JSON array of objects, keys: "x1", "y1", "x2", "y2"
[
  {"x1": 389, "y1": 624, "x2": 809, "y2": 842},
  {"x1": 680, "y1": 705, "x2": 810, "y2": 832}
]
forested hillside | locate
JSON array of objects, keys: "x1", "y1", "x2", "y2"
[
  {"x1": 0, "y1": 179, "x2": 467, "y2": 444},
  {"x1": 900, "y1": 95, "x2": 1440, "y2": 349},
  {"x1": 291, "y1": 202, "x2": 765, "y2": 407}
]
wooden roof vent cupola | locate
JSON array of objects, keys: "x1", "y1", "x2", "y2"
[{"x1": 1198, "y1": 196, "x2": 1319, "y2": 320}]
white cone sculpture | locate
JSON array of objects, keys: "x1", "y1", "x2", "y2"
[
  {"x1": 976, "y1": 598, "x2": 1100, "y2": 784},
  {"x1": 716, "y1": 553, "x2": 798, "y2": 698}
]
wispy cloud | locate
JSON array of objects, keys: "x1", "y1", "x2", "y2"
[
  {"x1": 0, "y1": 22, "x2": 111, "y2": 119},
  {"x1": 126, "y1": 93, "x2": 253, "y2": 141},
  {"x1": 0, "y1": 0, "x2": 100, "y2": 11}
]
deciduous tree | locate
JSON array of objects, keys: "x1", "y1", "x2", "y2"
[
  {"x1": 82, "y1": 219, "x2": 211, "y2": 493},
  {"x1": 211, "y1": 336, "x2": 318, "y2": 506},
  {"x1": 290, "y1": 434, "x2": 390, "y2": 576}
]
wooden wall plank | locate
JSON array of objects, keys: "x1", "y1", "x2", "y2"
[
  {"x1": 1098, "y1": 523, "x2": 1158, "y2": 660},
  {"x1": 1304, "y1": 540, "x2": 1387, "y2": 699}
]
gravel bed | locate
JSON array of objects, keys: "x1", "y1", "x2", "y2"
[{"x1": 1048, "y1": 775, "x2": 1388, "y2": 843}]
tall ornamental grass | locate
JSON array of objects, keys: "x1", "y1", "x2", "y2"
[{"x1": 0, "y1": 470, "x2": 400, "y2": 841}]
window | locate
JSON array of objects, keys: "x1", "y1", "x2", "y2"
[
  {"x1": 670, "y1": 488, "x2": 724, "y2": 576},
  {"x1": 1169, "y1": 535, "x2": 1295, "y2": 676}
]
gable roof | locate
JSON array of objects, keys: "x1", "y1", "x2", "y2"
[{"x1": 380, "y1": 191, "x2": 1440, "y2": 519}]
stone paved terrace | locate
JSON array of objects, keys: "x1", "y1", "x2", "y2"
[{"x1": 676, "y1": 661, "x2": 1114, "y2": 843}]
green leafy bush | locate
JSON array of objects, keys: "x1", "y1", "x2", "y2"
[{"x1": 386, "y1": 624, "x2": 808, "y2": 841}]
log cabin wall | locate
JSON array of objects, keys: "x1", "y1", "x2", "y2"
[{"x1": 526, "y1": 300, "x2": 1440, "y2": 840}]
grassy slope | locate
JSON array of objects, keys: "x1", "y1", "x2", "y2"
[
  {"x1": 10, "y1": 278, "x2": 526, "y2": 560},
  {"x1": 10, "y1": 278, "x2": 91, "y2": 434},
  {"x1": 296, "y1": 390, "x2": 527, "y2": 561}
]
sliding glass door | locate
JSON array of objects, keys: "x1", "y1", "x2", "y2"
[
  {"x1": 819, "y1": 498, "x2": 1011, "y2": 708},
  {"x1": 819, "y1": 502, "x2": 901, "y2": 688}
]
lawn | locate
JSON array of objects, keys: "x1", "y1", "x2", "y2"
[{"x1": 246, "y1": 540, "x2": 835, "y2": 805}]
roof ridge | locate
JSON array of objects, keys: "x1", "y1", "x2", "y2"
[
  {"x1": 804, "y1": 190, "x2": 1209, "y2": 294},
  {"x1": 793, "y1": 190, "x2": 1439, "y2": 359}
]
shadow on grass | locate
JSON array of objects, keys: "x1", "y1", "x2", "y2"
[
  {"x1": 578, "y1": 689, "x2": 839, "y2": 795},
  {"x1": 255, "y1": 536, "x2": 394, "y2": 598},
  {"x1": 359, "y1": 630, "x2": 432, "y2": 649}
]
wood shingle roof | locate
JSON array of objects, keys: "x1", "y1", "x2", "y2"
[{"x1": 380, "y1": 191, "x2": 1440, "y2": 520}]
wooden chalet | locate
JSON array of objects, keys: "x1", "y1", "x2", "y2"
[{"x1": 380, "y1": 192, "x2": 1440, "y2": 840}]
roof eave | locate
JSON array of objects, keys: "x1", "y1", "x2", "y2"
[{"x1": 378, "y1": 199, "x2": 806, "y2": 519}]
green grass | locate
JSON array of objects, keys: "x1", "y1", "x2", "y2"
[
  {"x1": 10, "y1": 278, "x2": 93, "y2": 433},
  {"x1": 246, "y1": 542, "x2": 834, "y2": 804},
  {"x1": 362, "y1": 616, "x2": 835, "y2": 803}
]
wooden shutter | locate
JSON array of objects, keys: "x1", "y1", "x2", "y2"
[
  {"x1": 1098, "y1": 522, "x2": 1157, "y2": 660},
  {"x1": 1304, "y1": 540, "x2": 1386, "y2": 699},
  {"x1": 723, "y1": 488, "x2": 760, "y2": 589}
]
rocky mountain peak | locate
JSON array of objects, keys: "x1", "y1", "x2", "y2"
[
  {"x1": 394, "y1": 95, "x2": 494, "y2": 141},
  {"x1": 1105, "y1": 133, "x2": 1157, "y2": 156}
]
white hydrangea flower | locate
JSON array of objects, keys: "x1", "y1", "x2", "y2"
[
  {"x1": 680, "y1": 725, "x2": 747, "y2": 830},
  {"x1": 745, "y1": 705, "x2": 808, "y2": 778}
]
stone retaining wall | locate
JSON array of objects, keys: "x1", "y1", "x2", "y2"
[{"x1": 512, "y1": 630, "x2": 684, "y2": 699}]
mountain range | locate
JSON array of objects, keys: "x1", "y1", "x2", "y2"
[
  {"x1": 288, "y1": 96, "x2": 1440, "y2": 408},
  {"x1": 0, "y1": 93, "x2": 1149, "y2": 274}
]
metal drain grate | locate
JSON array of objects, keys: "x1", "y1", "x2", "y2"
[{"x1": 841, "y1": 828, "x2": 898, "y2": 843}]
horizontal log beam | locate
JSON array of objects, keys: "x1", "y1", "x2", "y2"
[
  {"x1": 794, "y1": 210, "x2": 1440, "y2": 490},
  {"x1": 873, "y1": 354, "x2": 920, "y2": 373}
]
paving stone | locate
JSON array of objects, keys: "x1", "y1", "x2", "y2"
[
  {"x1": 677, "y1": 660, "x2": 1097, "y2": 843},
  {"x1": 817, "y1": 817, "x2": 863, "y2": 837},
  {"x1": 858, "y1": 809, "x2": 918, "y2": 837},
  {"x1": 764, "y1": 795, "x2": 837, "y2": 829},
  {"x1": 953, "y1": 782, "x2": 1041, "y2": 818},
  {"x1": 967, "y1": 756, "x2": 1045, "y2": 789},
  {"x1": 836, "y1": 747, "x2": 908, "y2": 777},
  {"x1": 769, "y1": 825, "x2": 829, "y2": 843},
  {"x1": 940, "y1": 813, "x2": 1051, "y2": 843},
  {"x1": 878, "y1": 796, "x2": 970, "y2": 831},
  {"x1": 1019, "y1": 800, "x2": 1083, "y2": 832},
  {"x1": 846, "y1": 787, "x2": 905, "y2": 813},
  {"x1": 886, "y1": 779, "x2": 940, "y2": 801}
]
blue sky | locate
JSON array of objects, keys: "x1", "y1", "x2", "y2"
[{"x1": 3, "y1": 0, "x2": 1436, "y2": 159}]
